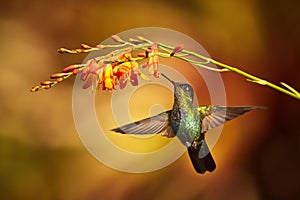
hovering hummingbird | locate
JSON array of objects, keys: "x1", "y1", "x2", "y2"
[{"x1": 111, "y1": 73, "x2": 262, "y2": 173}]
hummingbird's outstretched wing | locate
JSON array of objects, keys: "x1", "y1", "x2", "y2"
[
  {"x1": 111, "y1": 110, "x2": 175, "y2": 137},
  {"x1": 198, "y1": 106, "x2": 262, "y2": 132}
]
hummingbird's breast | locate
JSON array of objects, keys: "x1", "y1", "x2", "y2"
[{"x1": 170, "y1": 105, "x2": 201, "y2": 143}]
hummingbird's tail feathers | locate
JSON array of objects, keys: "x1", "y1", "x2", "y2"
[
  {"x1": 188, "y1": 140, "x2": 216, "y2": 174},
  {"x1": 111, "y1": 111, "x2": 172, "y2": 134},
  {"x1": 199, "y1": 106, "x2": 263, "y2": 132}
]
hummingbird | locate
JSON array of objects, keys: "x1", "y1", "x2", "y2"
[{"x1": 111, "y1": 73, "x2": 262, "y2": 173}]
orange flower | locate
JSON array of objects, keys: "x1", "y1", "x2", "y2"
[
  {"x1": 31, "y1": 46, "x2": 153, "y2": 92},
  {"x1": 112, "y1": 50, "x2": 137, "y2": 79},
  {"x1": 81, "y1": 59, "x2": 105, "y2": 89},
  {"x1": 112, "y1": 59, "x2": 140, "y2": 90},
  {"x1": 142, "y1": 43, "x2": 159, "y2": 78},
  {"x1": 118, "y1": 69, "x2": 140, "y2": 89},
  {"x1": 80, "y1": 49, "x2": 147, "y2": 91},
  {"x1": 113, "y1": 51, "x2": 150, "y2": 89},
  {"x1": 100, "y1": 64, "x2": 117, "y2": 90}
]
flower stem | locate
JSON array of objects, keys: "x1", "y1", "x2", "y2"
[
  {"x1": 157, "y1": 42, "x2": 300, "y2": 100},
  {"x1": 212, "y1": 59, "x2": 300, "y2": 100},
  {"x1": 44, "y1": 35, "x2": 300, "y2": 100}
]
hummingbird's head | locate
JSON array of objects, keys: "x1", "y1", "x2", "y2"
[
  {"x1": 161, "y1": 73, "x2": 194, "y2": 104},
  {"x1": 174, "y1": 83, "x2": 194, "y2": 103}
]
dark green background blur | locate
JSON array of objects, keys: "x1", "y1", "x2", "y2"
[{"x1": 0, "y1": 0, "x2": 299, "y2": 199}]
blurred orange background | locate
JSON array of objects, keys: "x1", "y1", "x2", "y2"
[{"x1": 0, "y1": 0, "x2": 299, "y2": 199}]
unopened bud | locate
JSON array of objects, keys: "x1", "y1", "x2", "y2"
[
  {"x1": 50, "y1": 73, "x2": 69, "y2": 79},
  {"x1": 40, "y1": 81, "x2": 53, "y2": 85},
  {"x1": 111, "y1": 35, "x2": 125, "y2": 43},
  {"x1": 30, "y1": 86, "x2": 40, "y2": 92}
]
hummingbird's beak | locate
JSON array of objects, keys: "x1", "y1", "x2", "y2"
[{"x1": 161, "y1": 73, "x2": 175, "y2": 85}]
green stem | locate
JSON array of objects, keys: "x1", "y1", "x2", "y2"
[
  {"x1": 161, "y1": 40, "x2": 298, "y2": 100},
  {"x1": 211, "y1": 59, "x2": 300, "y2": 100},
  {"x1": 157, "y1": 42, "x2": 300, "y2": 100},
  {"x1": 156, "y1": 52, "x2": 227, "y2": 72}
]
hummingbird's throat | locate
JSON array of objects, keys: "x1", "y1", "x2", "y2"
[
  {"x1": 174, "y1": 96, "x2": 192, "y2": 107},
  {"x1": 176, "y1": 90, "x2": 193, "y2": 105}
]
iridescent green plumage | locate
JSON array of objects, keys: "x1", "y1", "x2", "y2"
[{"x1": 112, "y1": 73, "x2": 262, "y2": 173}]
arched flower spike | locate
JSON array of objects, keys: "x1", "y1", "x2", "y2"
[
  {"x1": 31, "y1": 45, "x2": 151, "y2": 92},
  {"x1": 31, "y1": 35, "x2": 300, "y2": 100}
]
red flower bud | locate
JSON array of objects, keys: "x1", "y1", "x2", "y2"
[
  {"x1": 137, "y1": 53, "x2": 146, "y2": 57},
  {"x1": 81, "y1": 44, "x2": 91, "y2": 49},
  {"x1": 111, "y1": 35, "x2": 125, "y2": 43},
  {"x1": 40, "y1": 81, "x2": 53, "y2": 85},
  {"x1": 30, "y1": 86, "x2": 40, "y2": 92},
  {"x1": 57, "y1": 48, "x2": 66, "y2": 53},
  {"x1": 50, "y1": 73, "x2": 69, "y2": 79},
  {"x1": 72, "y1": 69, "x2": 79, "y2": 75},
  {"x1": 170, "y1": 44, "x2": 184, "y2": 56},
  {"x1": 56, "y1": 78, "x2": 64, "y2": 82},
  {"x1": 62, "y1": 65, "x2": 81, "y2": 73}
]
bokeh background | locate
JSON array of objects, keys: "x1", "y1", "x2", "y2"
[{"x1": 1, "y1": 0, "x2": 299, "y2": 199}]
